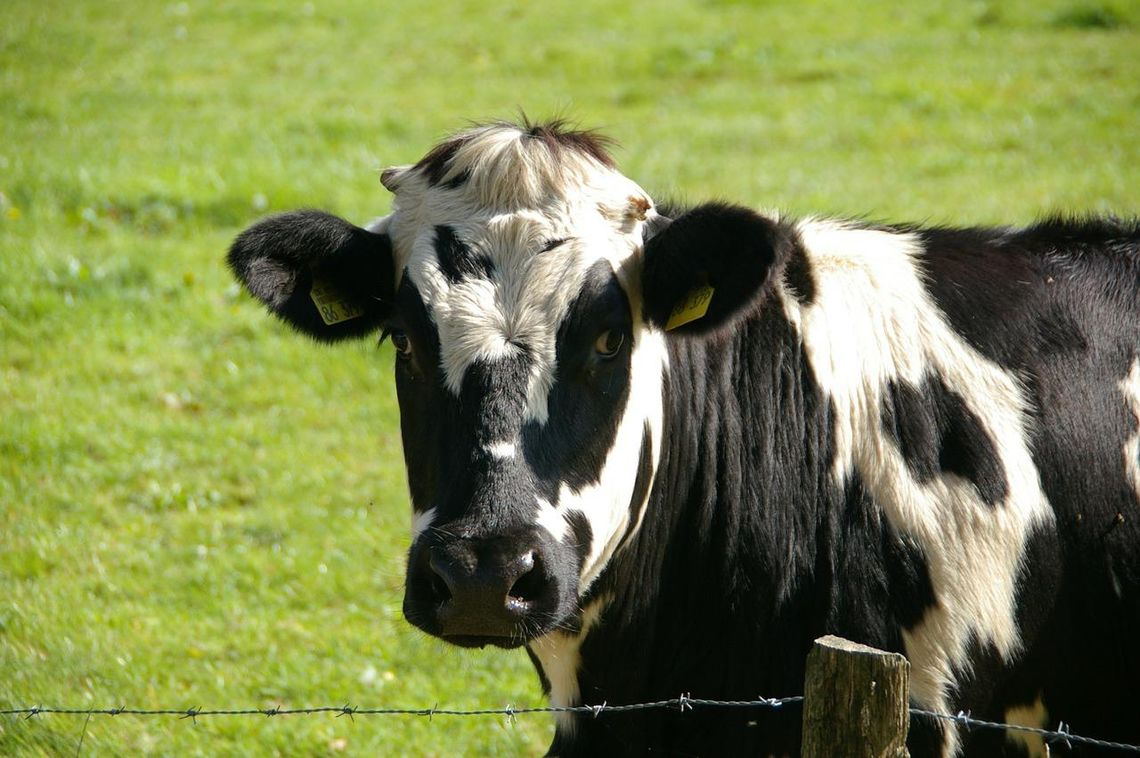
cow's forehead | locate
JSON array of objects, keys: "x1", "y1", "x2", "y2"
[
  {"x1": 381, "y1": 123, "x2": 657, "y2": 417},
  {"x1": 383, "y1": 122, "x2": 654, "y2": 270}
]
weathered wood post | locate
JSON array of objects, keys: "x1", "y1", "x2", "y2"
[{"x1": 802, "y1": 635, "x2": 910, "y2": 758}]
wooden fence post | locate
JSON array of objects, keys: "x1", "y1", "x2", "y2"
[{"x1": 802, "y1": 635, "x2": 910, "y2": 758}]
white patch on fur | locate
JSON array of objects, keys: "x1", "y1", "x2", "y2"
[
  {"x1": 535, "y1": 497, "x2": 570, "y2": 542},
  {"x1": 528, "y1": 596, "x2": 608, "y2": 735},
  {"x1": 1120, "y1": 357, "x2": 1140, "y2": 506},
  {"x1": 382, "y1": 124, "x2": 668, "y2": 590},
  {"x1": 411, "y1": 506, "x2": 437, "y2": 539},
  {"x1": 486, "y1": 441, "x2": 517, "y2": 460},
  {"x1": 562, "y1": 327, "x2": 667, "y2": 592},
  {"x1": 1005, "y1": 696, "x2": 1049, "y2": 757},
  {"x1": 781, "y1": 219, "x2": 1054, "y2": 756}
]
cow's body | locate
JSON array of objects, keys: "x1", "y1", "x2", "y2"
[
  {"x1": 541, "y1": 216, "x2": 1140, "y2": 757},
  {"x1": 228, "y1": 120, "x2": 1140, "y2": 756}
]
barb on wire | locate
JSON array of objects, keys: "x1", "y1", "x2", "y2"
[{"x1": 1050, "y1": 721, "x2": 1073, "y2": 751}]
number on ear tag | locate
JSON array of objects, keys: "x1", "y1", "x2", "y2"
[
  {"x1": 665, "y1": 284, "x2": 715, "y2": 330},
  {"x1": 310, "y1": 279, "x2": 365, "y2": 326}
]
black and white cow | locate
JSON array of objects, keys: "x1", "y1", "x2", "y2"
[{"x1": 228, "y1": 120, "x2": 1140, "y2": 756}]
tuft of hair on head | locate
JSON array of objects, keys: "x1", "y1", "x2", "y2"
[
  {"x1": 406, "y1": 116, "x2": 621, "y2": 210},
  {"x1": 513, "y1": 114, "x2": 617, "y2": 170},
  {"x1": 415, "y1": 117, "x2": 615, "y2": 184}
]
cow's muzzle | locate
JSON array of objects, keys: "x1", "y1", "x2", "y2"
[{"x1": 403, "y1": 529, "x2": 574, "y2": 648}]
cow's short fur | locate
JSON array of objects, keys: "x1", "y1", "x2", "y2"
[{"x1": 228, "y1": 119, "x2": 1140, "y2": 757}]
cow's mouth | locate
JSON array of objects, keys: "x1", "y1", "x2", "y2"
[{"x1": 442, "y1": 634, "x2": 528, "y2": 650}]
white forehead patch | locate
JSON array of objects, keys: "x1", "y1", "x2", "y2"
[{"x1": 387, "y1": 126, "x2": 655, "y2": 424}]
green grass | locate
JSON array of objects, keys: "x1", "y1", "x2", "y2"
[{"x1": 1, "y1": 0, "x2": 1136, "y2": 754}]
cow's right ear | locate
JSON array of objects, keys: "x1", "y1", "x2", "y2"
[
  {"x1": 640, "y1": 203, "x2": 796, "y2": 335},
  {"x1": 227, "y1": 210, "x2": 394, "y2": 342}
]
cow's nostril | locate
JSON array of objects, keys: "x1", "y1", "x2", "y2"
[
  {"x1": 428, "y1": 567, "x2": 452, "y2": 604},
  {"x1": 507, "y1": 552, "x2": 543, "y2": 605}
]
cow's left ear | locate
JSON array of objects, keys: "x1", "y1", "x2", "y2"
[
  {"x1": 641, "y1": 203, "x2": 795, "y2": 334},
  {"x1": 227, "y1": 210, "x2": 394, "y2": 342}
]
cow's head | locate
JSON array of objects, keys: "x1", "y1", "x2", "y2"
[{"x1": 229, "y1": 120, "x2": 789, "y2": 648}]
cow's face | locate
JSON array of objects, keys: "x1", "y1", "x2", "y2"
[
  {"x1": 228, "y1": 121, "x2": 788, "y2": 648},
  {"x1": 377, "y1": 125, "x2": 668, "y2": 647}
]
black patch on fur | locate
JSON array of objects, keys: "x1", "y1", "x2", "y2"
[
  {"x1": 911, "y1": 225, "x2": 1042, "y2": 370},
  {"x1": 913, "y1": 217, "x2": 1139, "y2": 372},
  {"x1": 641, "y1": 202, "x2": 801, "y2": 334},
  {"x1": 882, "y1": 526, "x2": 938, "y2": 629},
  {"x1": 881, "y1": 380, "x2": 941, "y2": 482},
  {"x1": 390, "y1": 277, "x2": 449, "y2": 513},
  {"x1": 1035, "y1": 307, "x2": 1089, "y2": 356},
  {"x1": 443, "y1": 167, "x2": 471, "y2": 190},
  {"x1": 618, "y1": 423, "x2": 654, "y2": 547},
  {"x1": 1020, "y1": 214, "x2": 1140, "y2": 250},
  {"x1": 227, "y1": 209, "x2": 392, "y2": 341},
  {"x1": 522, "y1": 260, "x2": 633, "y2": 499},
  {"x1": 783, "y1": 242, "x2": 816, "y2": 305},
  {"x1": 434, "y1": 225, "x2": 493, "y2": 283},
  {"x1": 414, "y1": 135, "x2": 473, "y2": 187},
  {"x1": 881, "y1": 375, "x2": 1009, "y2": 506},
  {"x1": 565, "y1": 510, "x2": 594, "y2": 573},
  {"x1": 460, "y1": 355, "x2": 531, "y2": 448}
]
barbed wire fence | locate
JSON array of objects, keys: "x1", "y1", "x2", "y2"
[
  {"x1": 6, "y1": 638, "x2": 1140, "y2": 754},
  {"x1": 6, "y1": 697, "x2": 1140, "y2": 753}
]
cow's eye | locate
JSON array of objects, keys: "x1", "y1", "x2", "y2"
[
  {"x1": 389, "y1": 330, "x2": 413, "y2": 358},
  {"x1": 594, "y1": 330, "x2": 625, "y2": 359}
]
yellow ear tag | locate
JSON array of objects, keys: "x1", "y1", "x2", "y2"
[
  {"x1": 310, "y1": 279, "x2": 366, "y2": 326},
  {"x1": 665, "y1": 284, "x2": 715, "y2": 330}
]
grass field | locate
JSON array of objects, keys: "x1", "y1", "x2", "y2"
[{"x1": 1, "y1": 0, "x2": 1137, "y2": 755}]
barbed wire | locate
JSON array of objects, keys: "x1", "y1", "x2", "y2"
[
  {"x1": 912, "y1": 708, "x2": 1140, "y2": 753},
  {"x1": 0, "y1": 695, "x2": 801, "y2": 722},
  {"x1": 5, "y1": 697, "x2": 1140, "y2": 752}
]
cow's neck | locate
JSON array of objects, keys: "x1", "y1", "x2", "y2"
[
  {"x1": 616, "y1": 304, "x2": 835, "y2": 672},
  {"x1": 536, "y1": 304, "x2": 838, "y2": 753}
]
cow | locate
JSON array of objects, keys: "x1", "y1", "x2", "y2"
[{"x1": 227, "y1": 119, "x2": 1140, "y2": 756}]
